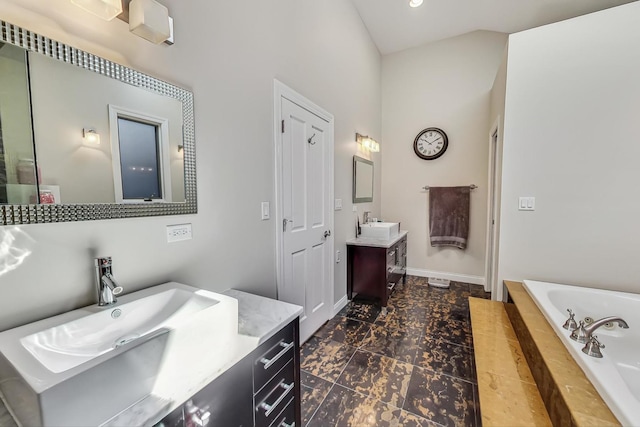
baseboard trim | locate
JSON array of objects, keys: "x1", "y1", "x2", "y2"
[
  {"x1": 333, "y1": 295, "x2": 348, "y2": 315},
  {"x1": 406, "y1": 268, "x2": 485, "y2": 286}
]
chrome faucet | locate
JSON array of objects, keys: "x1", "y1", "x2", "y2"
[
  {"x1": 570, "y1": 316, "x2": 629, "y2": 344},
  {"x1": 95, "y1": 257, "x2": 123, "y2": 306},
  {"x1": 363, "y1": 211, "x2": 372, "y2": 224}
]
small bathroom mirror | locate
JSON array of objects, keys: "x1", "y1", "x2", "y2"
[{"x1": 353, "y1": 156, "x2": 373, "y2": 203}]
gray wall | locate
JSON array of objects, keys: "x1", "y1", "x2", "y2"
[
  {"x1": 497, "y1": 2, "x2": 640, "y2": 299},
  {"x1": 381, "y1": 31, "x2": 508, "y2": 285},
  {"x1": 0, "y1": 0, "x2": 382, "y2": 331}
]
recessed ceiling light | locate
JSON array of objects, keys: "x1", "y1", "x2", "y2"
[{"x1": 409, "y1": 0, "x2": 423, "y2": 7}]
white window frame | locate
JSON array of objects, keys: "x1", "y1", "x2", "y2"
[{"x1": 108, "y1": 105, "x2": 172, "y2": 203}]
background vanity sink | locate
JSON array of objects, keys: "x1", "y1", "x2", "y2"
[
  {"x1": 359, "y1": 222, "x2": 400, "y2": 240},
  {"x1": 0, "y1": 282, "x2": 239, "y2": 427}
]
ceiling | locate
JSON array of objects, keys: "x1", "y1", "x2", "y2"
[{"x1": 351, "y1": 0, "x2": 638, "y2": 55}]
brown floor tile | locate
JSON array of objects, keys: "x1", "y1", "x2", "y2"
[
  {"x1": 301, "y1": 276, "x2": 482, "y2": 427},
  {"x1": 306, "y1": 384, "x2": 403, "y2": 427},
  {"x1": 375, "y1": 305, "x2": 428, "y2": 336},
  {"x1": 315, "y1": 316, "x2": 372, "y2": 346},
  {"x1": 337, "y1": 300, "x2": 381, "y2": 323},
  {"x1": 300, "y1": 336, "x2": 356, "y2": 382},
  {"x1": 337, "y1": 350, "x2": 413, "y2": 407},
  {"x1": 399, "y1": 410, "x2": 444, "y2": 427},
  {"x1": 424, "y1": 317, "x2": 473, "y2": 348},
  {"x1": 404, "y1": 366, "x2": 477, "y2": 427},
  {"x1": 360, "y1": 323, "x2": 422, "y2": 363},
  {"x1": 415, "y1": 336, "x2": 475, "y2": 382},
  {"x1": 300, "y1": 370, "x2": 334, "y2": 426}
]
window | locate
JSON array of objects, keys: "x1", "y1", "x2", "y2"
[{"x1": 108, "y1": 105, "x2": 171, "y2": 203}]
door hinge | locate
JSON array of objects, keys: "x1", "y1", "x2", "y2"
[{"x1": 281, "y1": 120, "x2": 285, "y2": 133}]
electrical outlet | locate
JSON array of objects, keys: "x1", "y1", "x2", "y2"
[{"x1": 167, "y1": 223, "x2": 192, "y2": 242}]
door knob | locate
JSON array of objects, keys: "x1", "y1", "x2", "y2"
[{"x1": 323, "y1": 230, "x2": 331, "y2": 238}]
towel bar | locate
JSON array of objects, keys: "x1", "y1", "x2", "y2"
[{"x1": 422, "y1": 184, "x2": 477, "y2": 191}]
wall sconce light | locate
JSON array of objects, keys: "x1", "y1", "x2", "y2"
[
  {"x1": 83, "y1": 128, "x2": 101, "y2": 145},
  {"x1": 355, "y1": 133, "x2": 380, "y2": 152},
  {"x1": 70, "y1": 0, "x2": 123, "y2": 20},
  {"x1": 129, "y1": 0, "x2": 171, "y2": 44},
  {"x1": 70, "y1": 0, "x2": 174, "y2": 44},
  {"x1": 409, "y1": 0, "x2": 424, "y2": 7}
]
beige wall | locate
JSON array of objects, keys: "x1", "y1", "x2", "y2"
[
  {"x1": 381, "y1": 30, "x2": 508, "y2": 284},
  {"x1": 0, "y1": 0, "x2": 381, "y2": 331},
  {"x1": 29, "y1": 53, "x2": 184, "y2": 204},
  {"x1": 487, "y1": 46, "x2": 508, "y2": 295},
  {"x1": 0, "y1": 43, "x2": 33, "y2": 188},
  {"x1": 497, "y1": 2, "x2": 640, "y2": 299}
]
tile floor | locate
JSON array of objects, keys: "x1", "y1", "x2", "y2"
[{"x1": 299, "y1": 275, "x2": 491, "y2": 427}]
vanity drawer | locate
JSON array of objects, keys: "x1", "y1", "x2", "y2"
[
  {"x1": 269, "y1": 397, "x2": 296, "y2": 427},
  {"x1": 255, "y1": 361, "x2": 296, "y2": 427},
  {"x1": 253, "y1": 321, "x2": 295, "y2": 393}
]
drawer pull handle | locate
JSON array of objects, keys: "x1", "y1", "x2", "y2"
[
  {"x1": 258, "y1": 381, "x2": 295, "y2": 417},
  {"x1": 388, "y1": 250, "x2": 395, "y2": 257},
  {"x1": 260, "y1": 341, "x2": 294, "y2": 370},
  {"x1": 388, "y1": 267, "x2": 394, "y2": 274},
  {"x1": 279, "y1": 421, "x2": 295, "y2": 427},
  {"x1": 387, "y1": 282, "x2": 396, "y2": 291}
]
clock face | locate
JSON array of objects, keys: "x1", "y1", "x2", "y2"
[{"x1": 413, "y1": 128, "x2": 448, "y2": 160}]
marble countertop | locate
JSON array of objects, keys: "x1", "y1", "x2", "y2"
[
  {"x1": 221, "y1": 289, "x2": 303, "y2": 345},
  {"x1": 0, "y1": 289, "x2": 302, "y2": 427},
  {"x1": 346, "y1": 230, "x2": 408, "y2": 248}
]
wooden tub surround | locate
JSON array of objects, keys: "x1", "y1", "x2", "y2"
[
  {"x1": 470, "y1": 297, "x2": 551, "y2": 426},
  {"x1": 502, "y1": 281, "x2": 620, "y2": 427}
]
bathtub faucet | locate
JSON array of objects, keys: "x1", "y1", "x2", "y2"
[{"x1": 570, "y1": 316, "x2": 629, "y2": 344}]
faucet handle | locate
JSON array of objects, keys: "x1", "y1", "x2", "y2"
[
  {"x1": 563, "y1": 309, "x2": 578, "y2": 330},
  {"x1": 581, "y1": 335, "x2": 605, "y2": 358},
  {"x1": 570, "y1": 320, "x2": 589, "y2": 343}
]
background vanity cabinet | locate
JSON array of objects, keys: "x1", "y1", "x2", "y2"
[
  {"x1": 347, "y1": 232, "x2": 407, "y2": 308},
  {"x1": 154, "y1": 319, "x2": 300, "y2": 427}
]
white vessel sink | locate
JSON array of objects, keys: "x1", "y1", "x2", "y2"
[
  {"x1": 0, "y1": 282, "x2": 239, "y2": 427},
  {"x1": 360, "y1": 222, "x2": 400, "y2": 240}
]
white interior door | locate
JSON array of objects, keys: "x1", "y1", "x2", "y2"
[{"x1": 276, "y1": 87, "x2": 333, "y2": 343}]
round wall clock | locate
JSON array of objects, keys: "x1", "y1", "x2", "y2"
[{"x1": 413, "y1": 127, "x2": 448, "y2": 160}]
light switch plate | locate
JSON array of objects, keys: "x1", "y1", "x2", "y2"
[
  {"x1": 334, "y1": 199, "x2": 342, "y2": 211},
  {"x1": 518, "y1": 197, "x2": 535, "y2": 211},
  {"x1": 336, "y1": 250, "x2": 341, "y2": 263},
  {"x1": 352, "y1": 205, "x2": 358, "y2": 212},
  {"x1": 261, "y1": 202, "x2": 270, "y2": 220},
  {"x1": 167, "y1": 223, "x2": 192, "y2": 242}
]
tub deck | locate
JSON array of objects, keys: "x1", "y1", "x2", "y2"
[
  {"x1": 470, "y1": 297, "x2": 551, "y2": 426},
  {"x1": 504, "y1": 280, "x2": 620, "y2": 426}
]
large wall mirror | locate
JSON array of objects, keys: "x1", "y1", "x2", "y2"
[
  {"x1": 353, "y1": 156, "x2": 373, "y2": 203},
  {"x1": 0, "y1": 20, "x2": 196, "y2": 225}
]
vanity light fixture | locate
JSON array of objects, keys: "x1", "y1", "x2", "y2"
[
  {"x1": 83, "y1": 128, "x2": 101, "y2": 145},
  {"x1": 70, "y1": 0, "x2": 123, "y2": 20},
  {"x1": 355, "y1": 133, "x2": 380, "y2": 153},
  {"x1": 129, "y1": 0, "x2": 171, "y2": 44},
  {"x1": 409, "y1": 0, "x2": 424, "y2": 7}
]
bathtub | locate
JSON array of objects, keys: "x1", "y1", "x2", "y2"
[{"x1": 522, "y1": 280, "x2": 640, "y2": 426}]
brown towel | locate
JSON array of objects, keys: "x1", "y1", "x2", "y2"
[{"x1": 429, "y1": 186, "x2": 470, "y2": 249}]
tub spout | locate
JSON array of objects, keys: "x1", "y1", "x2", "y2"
[{"x1": 571, "y1": 316, "x2": 629, "y2": 344}]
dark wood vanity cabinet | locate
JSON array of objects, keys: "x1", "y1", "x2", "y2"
[
  {"x1": 154, "y1": 319, "x2": 300, "y2": 427},
  {"x1": 347, "y1": 234, "x2": 407, "y2": 308}
]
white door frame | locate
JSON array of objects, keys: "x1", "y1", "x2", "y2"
[
  {"x1": 485, "y1": 116, "x2": 502, "y2": 296},
  {"x1": 273, "y1": 79, "x2": 335, "y2": 318}
]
